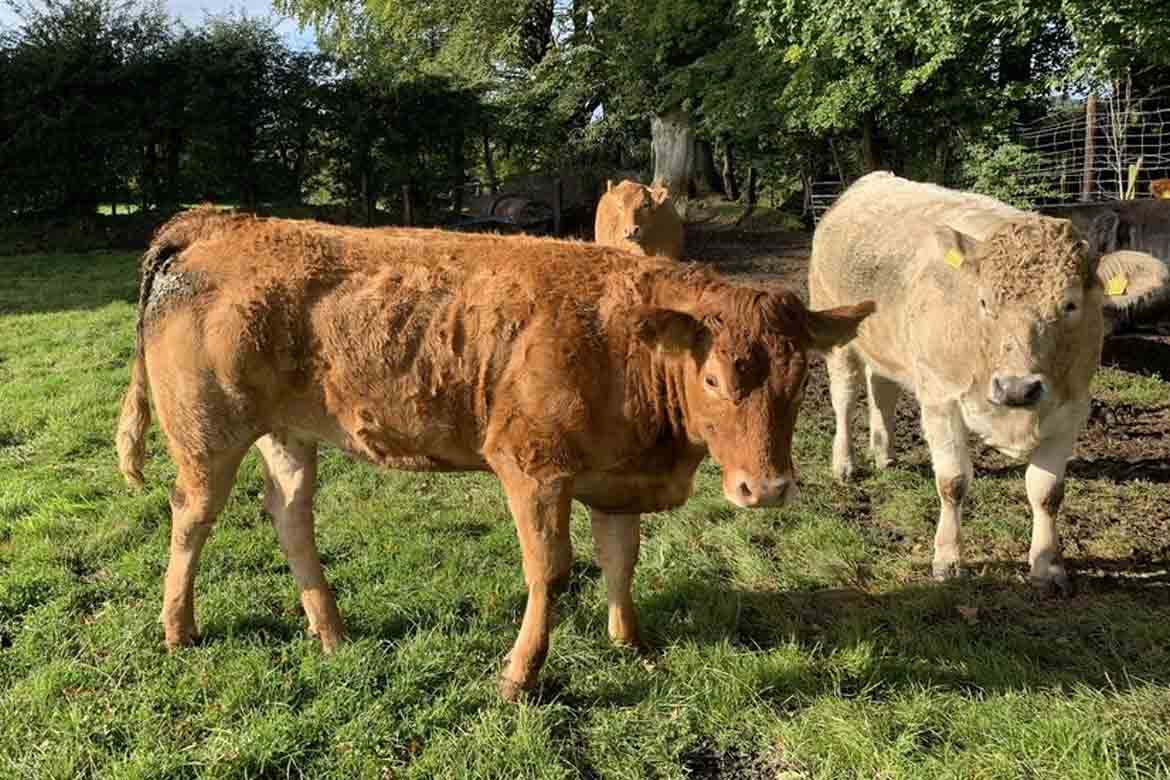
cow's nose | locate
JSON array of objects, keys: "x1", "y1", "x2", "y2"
[
  {"x1": 990, "y1": 374, "x2": 1047, "y2": 408},
  {"x1": 727, "y1": 473, "x2": 798, "y2": 508}
]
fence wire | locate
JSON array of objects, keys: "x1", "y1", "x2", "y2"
[{"x1": 1014, "y1": 97, "x2": 1170, "y2": 206}]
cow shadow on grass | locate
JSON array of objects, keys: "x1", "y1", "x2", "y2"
[
  {"x1": 0, "y1": 252, "x2": 140, "y2": 316},
  {"x1": 633, "y1": 568, "x2": 1170, "y2": 705}
]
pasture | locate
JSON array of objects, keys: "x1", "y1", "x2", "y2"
[{"x1": 2, "y1": 234, "x2": 1170, "y2": 779}]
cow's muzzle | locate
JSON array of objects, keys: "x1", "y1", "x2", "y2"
[
  {"x1": 624, "y1": 226, "x2": 644, "y2": 242},
  {"x1": 725, "y1": 471, "x2": 798, "y2": 508},
  {"x1": 990, "y1": 373, "x2": 1047, "y2": 408}
]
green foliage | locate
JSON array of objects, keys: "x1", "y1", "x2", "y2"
[
  {"x1": 0, "y1": 0, "x2": 172, "y2": 214},
  {"x1": 4, "y1": 0, "x2": 1170, "y2": 219},
  {"x1": 956, "y1": 133, "x2": 1059, "y2": 208},
  {"x1": 1061, "y1": 0, "x2": 1170, "y2": 84}
]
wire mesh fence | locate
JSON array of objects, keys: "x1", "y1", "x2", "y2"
[{"x1": 1015, "y1": 96, "x2": 1170, "y2": 207}]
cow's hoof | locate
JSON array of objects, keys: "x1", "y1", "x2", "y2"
[
  {"x1": 931, "y1": 561, "x2": 967, "y2": 582},
  {"x1": 163, "y1": 632, "x2": 198, "y2": 651},
  {"x1": 611, "y1": 635, "x2": 648, "y2": 655},
  {"x1": 162, "y1": 619, "x2": 199, "y2": 650},
  {"x1": 311, "y1": 628, "x2": 345, "y2": 654},
  {"x1": 832, "y1": 461, "x2": 856, "y2": 484},
  {"x1": 1028, "y1": 568, "x2": 1073, "y2": 598},
  {"x1": 498, "y1": 674, "x2": 535, "y2": 703}
]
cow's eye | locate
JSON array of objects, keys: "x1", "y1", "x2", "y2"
[
  {"x1": 1064, "y1": 301, "x2": 1078, "y2": 315},
  {"x1": 705, "y1": 375, "x2": 719, "y2": 390}
]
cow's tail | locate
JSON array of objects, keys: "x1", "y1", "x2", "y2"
[
  {"x1": 116, "y1": 350, "x2": 151, "y2": 490},
  {"x1": 116, "y1": 229, "x2": 186, "y2": 489}
]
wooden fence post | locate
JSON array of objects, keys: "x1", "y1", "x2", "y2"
[
  {"x1": 402, "y1": 185, "x2": 413, "y2": 227},
  {"x1": 1082, "y1": 95, "x2": 1097, "y2": 202}
]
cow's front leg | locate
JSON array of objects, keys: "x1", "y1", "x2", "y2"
[
  {"x1": 1025, "y1": 428, "x2": 1076, "y2": 595},
  {"x1": 590, "y1": 510, "x2": 642, "y2": 650},
  {"x1": 921, "y1": 402, "x2": 973, "y2": 581},
  {"x1": 494, "y1": 460, "x2": 573, "y2": 701},
  {"x1": 826, "y1": 346, "x2": 862, "y2": 482}
]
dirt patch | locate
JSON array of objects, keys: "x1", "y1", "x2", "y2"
[{"x1": 681, "y1": 743, "x2": 799, "y2": 780}]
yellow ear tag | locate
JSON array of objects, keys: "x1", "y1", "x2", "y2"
[
  {"x1": 944, "y1": 248, "x2": 964, "y2": 269},
  {"x1": 1105, "y1": 273, "x2": 1128, "y2": 296}
]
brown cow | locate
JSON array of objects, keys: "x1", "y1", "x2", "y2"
[
  {"x1": 1151, "y1": 178, "x2": 1170, "y2": 199},
  {"x1": 116, "y1": 209, "x2": 872, "y2": 699},
  {"x1": 595, "y1": 180, "x2": 685, "y2": 259}
]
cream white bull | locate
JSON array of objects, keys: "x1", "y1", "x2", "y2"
[{"x1": 810, "y1": 172, "x2": 1169, "y2": 592}]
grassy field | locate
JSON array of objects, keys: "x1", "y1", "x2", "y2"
[{"x1": 2, "y1": 251, "x2": 1170, "y2": 780}]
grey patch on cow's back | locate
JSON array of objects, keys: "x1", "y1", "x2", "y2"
[{"x1": 143, "y1": 269, "x2": 207, "y2": 328}]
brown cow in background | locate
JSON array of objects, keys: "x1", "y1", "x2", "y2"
[
  {"x1": 595, "y1": 179, "x2": 685, "y2": 259},
  {"x1": 1151, "y1": 178, "x2": 1170, "y2": 199},
  {"x1": 116, "y1": 209, "x2": 872, "y2": 699}
]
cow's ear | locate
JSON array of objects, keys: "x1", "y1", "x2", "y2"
[
  {"x1": 932, "y1": 226, "x2": 981, "y2": 274},
  {"x1": 650, "y1": 185, "x2": 671, "y2": 206},
  {"x1": 805, "y1": 301, "x2": 876, "y2": 352},
  {"x1": 632, "y1": 306, "x2": 705, "y2": 354},
  {"x1": 1094, "y1": 250, "x2": 1170, "y2": 325}
]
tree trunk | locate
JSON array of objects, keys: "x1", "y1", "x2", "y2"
[
  {"x1": 745, "y1": 166, "x2": 758, "y2": 206},
  {"x1": 651, "y1": 108, "x2": 719, "y2": 197},
  {"x1": 571, "y1": 0, "x2": 589, "y2": 41},
  {"x1": 799, "y1": 164, "x2": 811, "y2": 216},
  {"x1": 163, "y1": 129, "x2": 181, "y2": 209},
  {"x1": 292, "y1": 131, "x2": 308, "y2": 206},
  {"x1": 361, "y1": 167, "x2": 375, "y2": 226},
  {"x1": 519, "y1": 0, "x2": 554, "y2": 67},
  {"x1": 452, "y1": 129, "x2": 466, "y2": 217},
  {"x1": 695, "y1": 140, "x2": 723, "y2": 196},
  {"x1": 142, "y1": 139, "x2": 158, "y2": 213},
  {"x1": 861, "y1": 113, "x2": 881, "y2": 172},
  {"x1": 652, "y1": 110, "x2": 695, "y2": 195},
  {"x1": 482, "y1": 132, "x2": 498, "y2": 194},
  {"x1": 721, "y1": 143, "x2": 739, "y2": 201},
  {"x1": 829, "y1": 137, "x2": 847, "y2": 183},
  {"x1": 932, "y1": 138, "x2": 949, "y2": 184}
]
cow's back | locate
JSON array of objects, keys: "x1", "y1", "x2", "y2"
[
  {"x1": 142, "y1": 214, "x2": 670, "y2": 471},
  {"x1": 811, "y1": 173, "x2": 1025, "y2": 304}
]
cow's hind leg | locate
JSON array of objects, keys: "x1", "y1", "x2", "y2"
[
  {"x1": 162, "y1": 446, "x2": 249, "y2": 648},
  {"x1": 1025, "y1": 428, "x2": 1076, "y2": 595},
  {"x1": 255, "y1": 434, "x2": 345, "y2": 651},
  {"x1": 921, "y1": 402, "x2": 973, "y2": 581},
  {"x1": 866, "y1": 367, "x2": 899, "y2": 469},
  {"x1": 827, "y1": 346, "x2": 862, "y2": 482},
  {"x1": 590, "y1": 510, "x2": 642, "y2": 650},
  {"x1": 492, "y1": 459, "x2": 573, "y2": 701}
]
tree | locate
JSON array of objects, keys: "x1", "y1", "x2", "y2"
[
  {"x1": 0, "y1": 0, "x2": 172, "y2": 215},
  {"x1": 182, "y1": 17, "x2": 288, "y2": 209}
]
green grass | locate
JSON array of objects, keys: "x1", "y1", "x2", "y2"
[{"x1": 2, "y1": 252, "x2": 1170, "y2": 779}]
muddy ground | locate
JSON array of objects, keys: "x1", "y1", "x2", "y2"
[{"x1": 688, "y1": 220, "x2": 1170, "y2": 574}]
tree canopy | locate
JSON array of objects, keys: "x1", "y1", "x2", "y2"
[{"x1": 2, "y1": 0, "x2": 1167, "y2": 219}]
